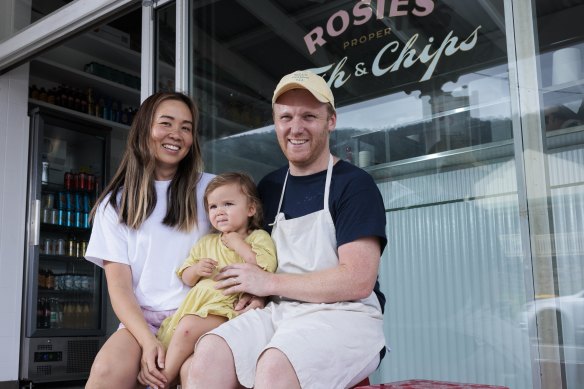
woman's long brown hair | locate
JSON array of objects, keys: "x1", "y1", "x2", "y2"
[{"x1": 91, "y1": 92, "x2": 204, "y2": 231}]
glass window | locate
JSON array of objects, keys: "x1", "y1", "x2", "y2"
[
  {"x1": 187, "y1": 1, "x2": 513, "y2": 181},
  {"x1": 155, "y1": 2, "x2": 176, "y2": 92},
  {"x1": 529, "y1": 1, "x2": 584, "y2": 388},
  {"x1": 1, "y1": 0, "x2": 75, "y2": 42},
  {"x1": 180, "y1": 1, "x2": 570, "y2": 388}
]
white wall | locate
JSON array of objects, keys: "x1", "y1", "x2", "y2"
[{"x1": 0, "y1": 64, "x2": 30, "y2": 382}]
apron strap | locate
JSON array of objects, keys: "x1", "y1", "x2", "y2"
[
  {"x1": 323, "y1": 154, "x2": 333, "y2": 212},
  {"x1": 271, "y1": 154, "x2": 334, "y2": 223}
]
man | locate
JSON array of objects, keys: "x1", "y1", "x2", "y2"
[{"x1": 186, "y1": 70, "x2": 387, "y2": 389}]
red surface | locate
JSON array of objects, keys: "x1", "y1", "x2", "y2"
[{"x1": 355, "y1": 379, "x2": 509, "y2": 389}]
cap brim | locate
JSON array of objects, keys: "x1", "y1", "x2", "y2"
[{"x1": 272, "y1": 83, "x2": 331, "y2": 105}]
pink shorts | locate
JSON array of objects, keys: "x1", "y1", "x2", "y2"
[{"x1": 118, "y1": 307, "x2": 177, "y2": 334}]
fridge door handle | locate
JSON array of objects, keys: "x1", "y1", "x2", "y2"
[{"x1": 31, "y1": 199, "x2": 41, "y2": 246}]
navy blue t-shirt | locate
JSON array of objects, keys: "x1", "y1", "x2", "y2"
[{"x1": 258, "y1": 159, "x2": 387, "y2": 312}]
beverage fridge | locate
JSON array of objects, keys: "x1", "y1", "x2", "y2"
[{"x1": 20, "y1": 106, "x2": 111, "y2": 384}]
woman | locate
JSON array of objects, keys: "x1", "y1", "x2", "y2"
[{"x1": 84, "y1": 92, "x2": 214, "y2": 389}]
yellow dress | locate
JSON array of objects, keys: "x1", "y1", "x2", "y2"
[{"x1": 157, "y1": 229, "x2": 277, "y2": 347}]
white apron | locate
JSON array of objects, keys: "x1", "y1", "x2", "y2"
[
  {"x1": 267, "y1": 155, "x2": 385, "y2": 388},
  {"x1": 207, "y1": 155, "x2": 386, "y2": 388}
]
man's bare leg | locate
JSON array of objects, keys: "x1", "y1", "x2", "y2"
[{"x1": 185, "y1": 334, "x2": 239, "y2": 389}]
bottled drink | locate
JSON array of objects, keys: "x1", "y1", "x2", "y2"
[
  {"x1": 67, "y1": 86, "x2": 75, "y2": 110},
  {"x1": 37, "y1": 298, "x2": 44, "y2": 328},
  {"x1": 46, "y1": 269, "x2": 55, "y2": 290},
  {"x1": 38, "y1": 268, "x2": 46, "y2": 289},
  {"x1": 41, "y1": 161, "x2": 49, "y2": 185},
  {"x1": 47, "y1": 88, "x2": 56, "y2": 105},
  {"x1": 39, "y1": 87, "x2": 48, "y2": 102},
  {"x1": 49, "y1": 298, "x2": 58, "y2": 328},
  {"x1": 60, "y1": 85, "x2": 68, "y2": 108},
  {"x1": 63, "y1": 302, "x2": 73, "y2": 328},
  {"x1": 82, "y1": 303, "x2": 90, "y2": 328},
  {"x1": 56, "y1": 299, "x2": 63, "y2": 328},
  {"x1": 43, "y1": 298, "x2": 51, "y2": 328},
  {"x1": 75, "y1": 301, "x2": 83, "y2": 328},
  {"x1": 30, "y1": 84, "x2": 39, "y2": 99}
]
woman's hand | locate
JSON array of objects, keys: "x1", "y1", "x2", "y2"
[
  {"x1": 137, "y1": 337, "x2": 168, "y2": 388},
  {"x1": 214, "y1": 263, "x2": 273, "y2": 297}
]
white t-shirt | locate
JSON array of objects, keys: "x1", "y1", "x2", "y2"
[{"x1": 85, "y1": 173, "x2": 214, "y2": 311}]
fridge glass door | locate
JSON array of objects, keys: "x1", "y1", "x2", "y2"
[{"x1": 33, "y1": 116, "x2": 107, "y2": 336}]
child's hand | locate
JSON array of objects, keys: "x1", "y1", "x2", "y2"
[
  {"x1": 193, "y1": 258, "x2": 218, "y2": 277},
  {"x1": 221, "y1": 231, "x2": 246, "y2": 250}
]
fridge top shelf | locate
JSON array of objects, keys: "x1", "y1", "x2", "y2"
[
  {"x1": 39, "y1": 254, "x2": 91, "y2": 262},
  {"x1": 41, "y1": 223, "x2": 91, "y2": 235}
]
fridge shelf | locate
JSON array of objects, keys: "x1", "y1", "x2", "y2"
[
  {"x1": 39, "y1": 254, "x2": 91, "y2": 262},
  {"x1": 41, "y1": 223, "x2": 91, "y2": 234},
  {"x1": 38, "y1": 289, "x2": 94, "y2": 297}
]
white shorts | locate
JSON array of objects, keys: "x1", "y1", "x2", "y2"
[
  {"x1": 118, "y1": 307, "x2": 177, "y2": 335},
  {"x1": 202, "y1": 300, "x2": 385, "y2": 389}
]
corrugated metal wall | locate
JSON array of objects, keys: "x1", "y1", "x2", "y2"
[{"x1": 374, "y1": 159, "x2": 533, "y2": 389}]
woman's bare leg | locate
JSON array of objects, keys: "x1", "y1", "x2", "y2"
[
  {"x1": 161, "y1": 314, "x2": 227, "y2": 387},
  {"x1": 85, "y1": 328, "x2": 144, "y2": 389}
]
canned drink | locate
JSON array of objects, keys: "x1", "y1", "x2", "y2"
[
  {"x1": 73, "y1": 193, "x2": 81, "y2": 211},
  {"x1": 58, "y1": 209, "x2": 65, "y2": 225},
  {"x1": 83, "y1": 193, "x2": 91, "y2": 213},
  {"x1": 45, "y1": 193, "x2": 55, "y2": 209},
  {"x1": 87, "y1": 174, "x2": 95, "y2": 192},
  {"x1": 65, "y1": 210, "x2": 73, "y2": 227},
  {"x1": 56, "y1": 239, "x2": 66, "y2": 255},
  {"x1": 80, "y1": 240, "x2": 88, "y2": 256},
  {"x1": 83, "y1": 213, "x2": 90, "y2": 229},
  {"x1": 51, "y1": 208, "x2": 59, "y2": 224},
  {"x1": 43, "y1": 238, "x2": 52, "y2": 255},
  {"x1": 64, "y1": 172, "x2": 73, "y2": 191},
  {"x1": 78, "y1": 173, "x2": 87, "y2": 192},
  {"x1": 42, "y1": 208, "x2": 51, "y2": 224},
  {"x1": 68, "y1": 239, "x2": 75, "y2": 257},
  {"x1": 72, "y1": 173, "x2": 79, "y2": 191},
  {"x1": 74, "y1": 211, "x2": 82, "y2": 228},
  {"x1": 75, "y1": 242, "x2": 81, "y2": 258},
  {"x1": 57, "y1": 191, "x2": 67, "y2": 210},
  {"x1": 65, "y1": 192, "x2": 73, "y2": 211}
]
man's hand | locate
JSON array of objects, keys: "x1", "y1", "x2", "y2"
[
  {"x1": 235, "y1": 293, "x2": 266, "y2": 314},
  {"x1": 214, "y1": 263, "x2": 273, "y2": 297}
]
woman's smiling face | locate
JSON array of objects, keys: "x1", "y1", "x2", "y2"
[{"x1": 150, "y1": 99, "x2": 194, "y2": 180}]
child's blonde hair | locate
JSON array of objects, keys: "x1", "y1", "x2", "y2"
[{"x1": 204, "y1": 172, "x2": 263, "y2": 231}]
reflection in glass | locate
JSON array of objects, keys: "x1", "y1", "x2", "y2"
[
  {"x1": 530, "y1": 0, "x2": 584, "y2": 388},
  {"x1": 0, "y1": 0, "x2": 74, "y2": 42},
  {"x1": 155, "y1": 2, "x2": 176, "y2": 92},
  {"x1": 188, "y1": 1, "x2": 533, "y2": 388}
]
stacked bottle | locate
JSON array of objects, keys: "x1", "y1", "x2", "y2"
[
  {"x1": 36, "y1": 297, "x2": 94, "y2": 329},
  {"x1": 29, "y1": 84, "x2": 137, "y2": 125}
]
